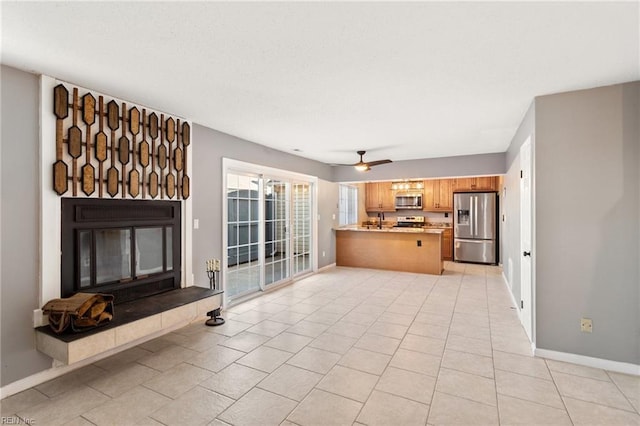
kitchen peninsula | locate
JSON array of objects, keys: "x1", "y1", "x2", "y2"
[{"x1": 336, "y1": 226, "x2": 443, "y2": 275}]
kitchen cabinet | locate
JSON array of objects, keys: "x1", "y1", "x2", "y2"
[
  {"x1": 423, "y1": 179, "x2": 453, "y2": 211},
  {"x1": 336, "y1": 228, "x2": 443, "y2": 275},
  {"x1": 453, "y1": 176, "x2": 497, "y2": 192},
  {"x1": 365, "y1": 182, "x2": 395, "y2": 212},
  {"x1": 442, "y1": 228, "x2": 453, "y2": 261}
]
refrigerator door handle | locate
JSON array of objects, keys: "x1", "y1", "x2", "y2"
[
  {"x1": 456, "y1": 239, "x2": 488, "y2": 243},
  {"x1": 469, "y1": 196, "x2": 472, "y2": 236},
  {"x1": 474, "y1": 196, "x2": 479, "y2": 237}
]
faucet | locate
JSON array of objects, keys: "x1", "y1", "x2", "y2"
[{"x1": 377, "y1": 212, "x2": 385, "y2": 229}]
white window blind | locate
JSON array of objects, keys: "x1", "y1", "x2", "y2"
[{"x1": 339, "y1": 184, "x2": 358, "y2": 226}]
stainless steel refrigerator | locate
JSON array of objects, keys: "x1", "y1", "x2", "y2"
[{"x1": 454, "y1": 192, "x2": 497, "y2": 264}]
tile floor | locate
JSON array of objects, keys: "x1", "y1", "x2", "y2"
[{"x1": 2, "y1": 263, "x2": 639, "y2": 425}]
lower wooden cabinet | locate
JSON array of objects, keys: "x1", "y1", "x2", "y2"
[{"x1": 442, "y1": 228, "x2": 453, "y2": 261}]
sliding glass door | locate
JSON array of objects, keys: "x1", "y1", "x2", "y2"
[
  {"x1": 264, "y1": 179, "x2": 290, "y2": 286},
  {"x1": 225, "y1": 168, "x2": 315, "y2": 303},
  {"x1": 226, "y1": 174, "x2": 261, "y2": 299},
  {"x1": 292, "y1": 182, "x2": 312, "y2": 276}
]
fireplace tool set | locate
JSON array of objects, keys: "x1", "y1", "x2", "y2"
[{"x1": 205, "y1": 259, "x2": 225, "y2": 326}]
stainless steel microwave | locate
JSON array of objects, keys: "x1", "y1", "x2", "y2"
[{"x1": 395, "y1": 193, "x2": 423, "y2": 209}]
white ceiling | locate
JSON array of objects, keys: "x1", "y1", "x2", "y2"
[{"x1": 2, "y1": 2, "x2": 638, "y2": 165}]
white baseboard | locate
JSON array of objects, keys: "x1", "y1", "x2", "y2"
[
  {"x1": 0, "y1": 315, "x2": 208, "y2": 400},
  {"x1": 497, "y1": 273, "x2": 639, "y2": 377},
  {"x1": 535, "y1": 348, "x2": 640, "y2": 377},
  {"x1": 317, "y1": 262, "x2": 336, "y2": 273},
  {"x1": 501, "y1": 271, "x2": 522, "y2": 321}
]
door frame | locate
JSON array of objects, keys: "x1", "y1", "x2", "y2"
[
  {"x1": 222, "y1": 158, "x2": 318, "y2": 307},
  {"x1": 519, "y1": 136, "x2": 535, "y2": 346}
]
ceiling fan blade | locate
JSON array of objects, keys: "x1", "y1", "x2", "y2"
[
  {"x1": 332, "y1": 162, "x2": 359, "y2": 166},
  {"x1": 366, "y1": 159, "x2": 393, "y2": 167},
  {"x1": 332, "y1": 151, "x2": 391, "y2": 169}
]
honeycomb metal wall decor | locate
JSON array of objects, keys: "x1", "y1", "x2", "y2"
[{"x1": 52, "y1": 83, "x2": 190, "y2": 200}]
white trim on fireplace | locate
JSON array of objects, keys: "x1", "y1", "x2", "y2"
[{"x1": 35, "y1": 75, "x2": 193, "y2": 327}]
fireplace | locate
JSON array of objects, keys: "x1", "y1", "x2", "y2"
[{"x1": 61, "y1": 198, "x2": 181, "y2": 304}]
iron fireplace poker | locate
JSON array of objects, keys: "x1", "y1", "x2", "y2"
[{"x1": 205, "y1": 259, "x2": 225, "y2": 326}]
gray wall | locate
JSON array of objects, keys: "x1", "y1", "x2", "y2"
[
  {"x1": 1, "y1": 66, "x2": 53, "y2": 386},
  {"x1": 502, "y1": 102, "x2": 535, "y2": 308},
  {"x1": 191, "y1": 124, "x2": 337, "y2": 290},
  {"x1": 534, "y1": 82, "x2": 639, "y2": 364},
  {"x1": 3, "y1": 62, "x2": 636, "y2": 389},
  {"x1": 0, "y1": 66, "x2": 337, "y2": 388},
  {"x1": 333, "y1": 152, "x2": 506, "y2": 183},
  {"x1": 317, "y1": 180, "x2": 339, "y2": 267}
]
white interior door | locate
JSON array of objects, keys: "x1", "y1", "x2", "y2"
[{"x1": 520, "y1": 137, "x2": 533, "y2": 341}]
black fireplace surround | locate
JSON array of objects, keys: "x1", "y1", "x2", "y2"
[{"x1": 61, "y1": 198, "x2": 181, "y2": 304}]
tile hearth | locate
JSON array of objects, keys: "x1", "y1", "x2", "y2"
[
  {"x1": 35, "y1": 287, "x2": 222, "y2": 364},
  {"x1": 3, "y1": 263, "x2": 639, "y2": 425}
]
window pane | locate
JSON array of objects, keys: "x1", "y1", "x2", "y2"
[
  {"x1": 136, "y1": 228, "x2": 163, "y2": 276},
  {"x1": 96, "y1": 229, "x2": 131, "y2": 284},
  {"x1": 228, "y1": 247, "x2": 238, "y2": 267},
  {"x1": 227, "y1": 173, "x2": 238, "y2": 191},
  {"x1": 166, "y1": 227, "x2": 173, "y2": 271},
  {"x1": 228, "y1": 198, "x2": 238, "y2": 222},
  {"x1": 238, "y1": 224, "x2": 249, "y2": 245},
  {"x1": 228, "y1": 224, "x2": 238, "y2": 246},
  {"x1": 339, "y1": 184, "x2": 358, "y2": 226},
  {"x1": 238, "y1": 175, "x2": 254, "y2": 190},
  {"x1": 250, "y1": 223, "x2": 259, "y2": 243},
  {"x1": 79, "y1": 230, "x2": 91, "y2": 288},
  {"x1": 239, "y1": 199, "x2": 250, "y2": 221},
  {"x1": 250, "y1": 199, "x2": 259, "y2": 220}
]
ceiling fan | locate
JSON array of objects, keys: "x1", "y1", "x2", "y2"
[{"x1": 347, "y1": 150, "x2": 393, "y2": 172}]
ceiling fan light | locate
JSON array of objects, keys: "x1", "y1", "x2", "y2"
[{"x1": 355, "y1": 164, "x2": 370, "y2": 172}]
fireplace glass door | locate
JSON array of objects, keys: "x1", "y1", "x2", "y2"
[
  {"x1": 136, "y1": 227, "x2": 171, "y2": 276},
  {"x1": 96, "y1": 229, "x2": 132, "y2": 284},
  {"x1": 62, "y1": 198, "x2": 181, "y2": 304},
  {"x1": 77, "y1": 226, "x2": 173, "y2": 289}
]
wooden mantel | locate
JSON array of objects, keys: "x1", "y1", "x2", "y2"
[{"x1": 336, "y1": 227, "x2": 443, "y2": 275}]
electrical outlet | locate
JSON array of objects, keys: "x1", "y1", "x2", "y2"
[{"x1": 581, "y1": 318, "x2": 593, "y2": 333}]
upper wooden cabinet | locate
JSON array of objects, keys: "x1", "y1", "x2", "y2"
[
  {"x1": 365, "y1": 182, "x2": 395, "y2": 212},
  {"x1": 423, "y1": 179, "x2": 453, "y2": 211},
  {"x1": 453, "y1": 176, "x2": 497, "y2": 192}
]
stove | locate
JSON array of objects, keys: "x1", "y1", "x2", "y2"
[{"x1": 395, "y1": 216, "x2": 425, "y2": 228}]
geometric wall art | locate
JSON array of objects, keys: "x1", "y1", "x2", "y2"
[{"x1": 52, "y1": 84, "x2": 190, "y2": 200}]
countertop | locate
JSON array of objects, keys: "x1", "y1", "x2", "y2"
[{"x1": 336, "y1": 225, "x2": 444, "y2": 234}]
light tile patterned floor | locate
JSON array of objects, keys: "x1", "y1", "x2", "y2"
[{"x1": 3, "y1": 263, "x2": 640, "y2": 425}]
